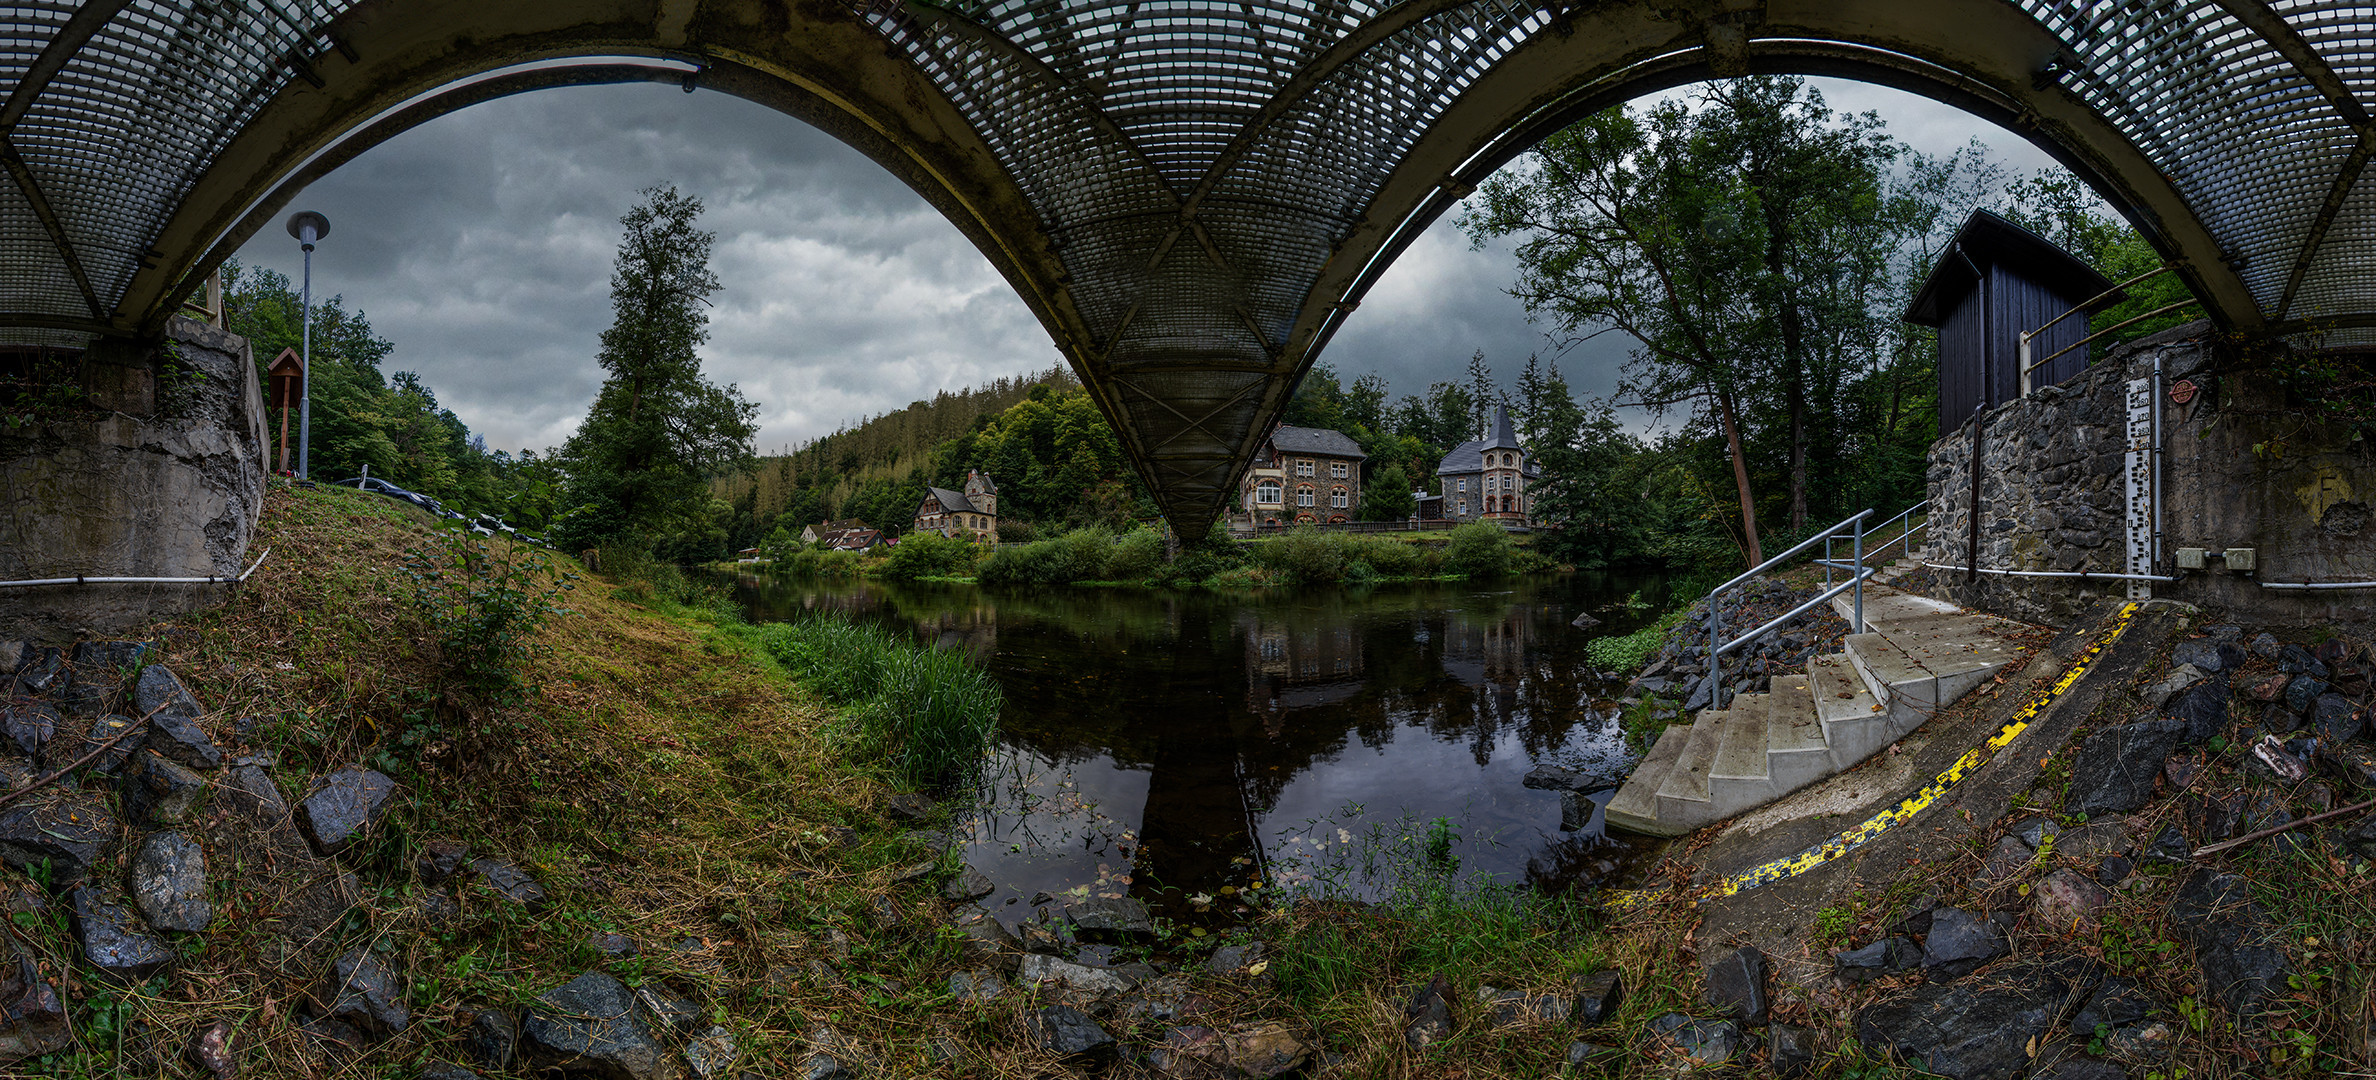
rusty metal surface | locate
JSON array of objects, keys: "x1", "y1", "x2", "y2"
[{"x1": 2, "y1": 1, "x2": 2370, "y2": 535}]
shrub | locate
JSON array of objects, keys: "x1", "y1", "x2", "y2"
[
  {"x1": 1257, "y1": 526, "x2": 1346, "y2": 585},
  {"x1": 1443, "y1": 522, "x2": 1516, "y2": 579},
  {"x1": 752, "y1": 615, "x2": 1002, "y2": 790},
  {"x1": 1103, "y1": 527, "x2": 1164, "y2": 581},
  {"x1": 879, "y1": 531, "x2": 979, "y2": 581},
  {"x1": 1344, "y1": 534, "x2": 1429, "y2": 577},
  {"x1": 1583, "y1": 608, "x2": 1687, "y2": 673},
  {"x1": 780, "y1": 547, "x2": 864, "y2": 580},
  {"x1": 401, "y1": 526, "x2": 575, "y2": 703},
  {"x1": 1156, "y1": 531, "x2": 1252, "y2": 586}
]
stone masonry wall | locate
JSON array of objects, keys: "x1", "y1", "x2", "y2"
[
  {"x1": 0, "y1": 317, "x2": 268, "y2": 640},
  {"x1": 1923, "y1": 322, "x2": 2376, "y2": 628}
]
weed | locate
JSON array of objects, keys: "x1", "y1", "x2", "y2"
[
  {"x1": 748, "y1": 615, "x2": 1002, "y2": 790},
  {"x1": 1586, "y1": 608, "x2": 1688, "y2": 673},
  {"x1": 400, "y1": 524, "x2": 574, "y2": 704}
]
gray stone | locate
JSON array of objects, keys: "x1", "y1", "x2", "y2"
[
  {"x1": 10, "y1": 649, "x2": 63, "y2": 698},
  {"x1": 634, "y1": 984, "x2": 700, "y2": 1039},
  {"x1": 298, "y1": 766, "x2": 395, "y2": 854},
  {"x1": 301, "y1": 1016, "x2": 367, "y2": 1053},
  {"x1": 73, "y1": 714, "x2": 140, "y2": 774},
  {"x1": 2066, "y1": 720, "x2": 2187, "y2": 817},
  {"x1": 1769, "y1": 1022, "x2": 1816, "y2": 1077},
  {"x1": 1018, "y1": 953, "x2": 1138, "y2": 999},
  {"x1": 945, "y1": 906, "x2": 1019, "y2": 967},
  {"x1": 221, "y1": 764, "x2": 286, "y2": 815},
  {"x1": 2249, "y1": 632, "x2": 2280, "y2": 659},
  {"x1": 2168, "y1": 870, "x2": 2287, "y2": 1024},
  {"x1": 69, "y1": 887, "x2": 172, "y2": 984},
  {"x1": 469, "y1": 856, "x2": 548, "y2": 910},
  {"x1": 1558, "y1": 790, "x2": 1591, "y2": 831},
  {"x1": 2070, "y1": 976, "x2": 2152, "y2": 1037},
  {"x1": 415, "y1": 839, "x2": 470, "y2": 883},
  {"x1": 1854, "y1": 962, "x2": 2088, "y2": 1080},
  {"x1": 2278, "y1": 644, "x2": 2328, "y2": 678},
  {"x1": 2, "y1": 705, "x2": 55, "y2": 761},
  {"x1": 800, "y1": 1053, "x2": 853, "y2": 1080},
  {"x1": 121, "y1": 750, "x2": 206, "y2": 826},
  {"x1": 2032, "y1": 870, "x2": 2109, "y2": 932},
  {"x1": 2285, "y1": 676, "x2": 2330, "y2": 715},
  {"x1": 1572, "y1": 969, "x2": 1623, "y2": 1024},
  {"x1": 0, "y1": 954, "x2": 71, "y2": 1061},
  {"x1": 2314, "y1": 693, "x2": 2365, "y2": 744},
  {"x1": 1976, "y1": 835, "x2": 2035, "y2": 889},
  {"x1": 2141, "y1": 826, "x2": 2192, "y2": 866},
  {"x1": 1702, "y1": 946, "x2": 1768, "y2": 1025},
  {"x1": 1644, "y1": 1012, "x2": 1740, "y2": 1064},
  {"x1": 145, "y1": 711, "x2": 222, "y2": 771},
  {"x1": 522, "y1": 972, "x2": 669, "y2": 1080},
  {"x1": 130, "y1": 831, "x2": 210, "y2": 932},
  {"x1": 1563, "y1": 1040, "x2": 1607, "y2": 1068},
  {"x1": 2168, "y1": 678, "x2": 2230, "y2": 742},
  {"x1": 2171, "y1": 641, "x2": 2240, "y2": 673},
  {"x1": 1023, "y1": 1005, "x2": 1115, "y2": 1064},
  {"x1": 1065, "y1": 895, "x2": 1154, "y2": 943},
  {"x1": 1834, "y1": 937, "x2": 1922, "y2": 983},
  {"x1": 683, "y1": 1025, "x2": 738, "y2": 1079},
  {"x1": 309, "y1": 946, "x2": 410, "y2": 1035},
  {"x1": 1522, "y1": 764, "x2": 1602, "y2": 791},
  {"x1": 2340, "y1": 810, "x2": 2376, "y2": 859},
  {"x1": 0, "y1": 794, "x2": 118, "y2": 886},
  {"x1": 948, "y1": 970, "x2": 1005, "y2": 1001},
  {"x1": 1923, "y1": 907, "x2": 2008, "y2": 975},
  {"x1": 2034, "y1": 1056, "x2": 2130, "y2": 1080},
  {"x1": 131, "y1": 665, "x2": 201, "y2": 722},
  {"x1": 2015, "y1": 816, "x2": 2062, "y2": 850},
  {"x1": 1477, "y1": 986, "x2": 1571, "y2": 1028},
  {"x1": 420, "y1": 1065, "x2": 485, "y2": 1080},
  {"x1": 2095, "y1": 855, "x2": 2133, "y2": 889},
  {"x1": 1403, "y1": 976, "x2": 1453, "y2": 1050},
  {"x1": 940, "y1": 867, "x2": 994, "y2": 903},
  {"x1": 591, "y1": 933, "x2": 637, "y2": 960},
  {"x1": 883, "y1": 792, "x2": 933, "y2": 822},
  {"x1": 1205, "y1": 941, "x2": 1267, "y2": 977},
  {"x1": 466, "y1": 1008, "x2": 517, "y2": 1069},
  {"x1": 2141, "y1": 664, "x2": 2205, "y2": 710}
]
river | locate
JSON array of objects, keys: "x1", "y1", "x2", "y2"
[{"x1": 721, "y1": 571, "x2": 1673, "y2": 927}]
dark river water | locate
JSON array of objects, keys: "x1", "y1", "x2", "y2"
[{"x1": 721, "y1": 571, "x2": 1673, "y2": 926}]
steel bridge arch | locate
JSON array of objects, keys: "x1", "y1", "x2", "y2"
[{"x1": 4, "y1": 1, "x2": 2366, "y2": 537}]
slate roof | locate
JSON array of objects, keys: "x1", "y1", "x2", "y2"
[
  {"x1": 1435, "y1": 408, "x2": 1541, "y2": 477},
  {"x1": 925, "y1": 487, "x2": 977, "y2": 514},
  {"x1": 968, "y1": 470, "x2": 998, "y2": 494},
  {"x1": 1269, "y1": 425, "x2": 1365, "y2": 459}
]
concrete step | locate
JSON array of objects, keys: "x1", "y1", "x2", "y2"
[
  {"x1": 1603, "y1": 724, "x2": 1690, "y2": 835},
  {"x1": 1764, "y1": 674, "x2": 1835, "y2": 793},
  {"x1": 1844, "y1": 631, "x2": 1938, "y2": 713},
  {"x1": 1708, "y1": 698, "x2": 1771, "y2": 782},
  {"x1": 1830, "y1": 587, "x2": 1960, "y2": 629},
  {"x1": 1655, "y1": 714, "x2": 1719, "y2": 807}
]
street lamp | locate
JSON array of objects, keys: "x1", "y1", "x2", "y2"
[{"x1": 285, "y1": 210, "x2": 330, "y2": 479}]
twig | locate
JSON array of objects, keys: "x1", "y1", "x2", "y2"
[
  {"x1": 2191, "y1": 794, "x2": 2376, "y2": 858},
  {"x1": 0, "y1": 703, "x2": 165, "y2": 810}
]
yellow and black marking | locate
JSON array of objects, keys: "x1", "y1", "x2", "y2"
[{"x1": 1600, "y1": 602, "x2": 2143, "y2": 913}]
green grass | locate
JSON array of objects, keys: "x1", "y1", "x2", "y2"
[
  {"x1": 1585, "y1": 607, "x2": 1688, "y2": 673},
  {"x1": 746, "y1": 614, "x2": 1003, "y2": 791}
]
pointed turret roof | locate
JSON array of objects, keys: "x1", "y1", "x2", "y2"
[{"x1": 1481, "y1": 404, "x2": 1521, "y2": 450}]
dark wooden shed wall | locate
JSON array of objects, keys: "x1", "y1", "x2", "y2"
[{"x1": 1936, "y1": 263, "x2": 2096, "y2": 435}]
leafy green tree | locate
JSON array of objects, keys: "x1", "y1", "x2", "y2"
[
  {"x1": 1357, "y1": 462, "x2": 1415, "y2": 521},
  {"x1": 557, "y1": 186, "x2": 759, "y2": 552}
]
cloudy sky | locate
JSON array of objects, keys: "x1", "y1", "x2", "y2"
[{"x1": 233, "y1": 77, "x2": 2058, "y2": 456}]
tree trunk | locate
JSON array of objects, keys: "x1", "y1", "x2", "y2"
[{"x1": 1717, "y1": 388, "x2": 1763, "y2": 566}]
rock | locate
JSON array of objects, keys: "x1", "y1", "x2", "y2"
[
  {"x1": 1173, "y1": 1022, "x2": 1305, "y2": 1078},
  {"x1": 2171, "y1": 640, "x2": 2242, "y2": 673},
  {"x1": 2168, "y1": 869, "x2": 2287, "y2": 1024},
  {"x1": 301, "y1": 1016, "x2": 366, "y2": 1053},
  {"x1": 2246, "y1": 735, "x2": 2309, "y2": 784},
  {"x1": 2032, "y1": 870, "x2": 2109, "y2": 932},
  {"x1": 68, "y1": 887, "x2": 172, "y2": 984},
  {"x1": 416, "y1": 839, "x2": 470, "y2": 883},
  {"x1": 2278, "y1": 644, "x2": 2327, "y2": 678},
  {"x1": 1066, "y1": 896, "x2": 1154, "y2": 943},
  {"x1": 2034, "y1": 1057, "x2": 2130, "y2": 1080},
  {"x1": 1769, "y1": 1022, "x2": 1815, "y2": 1077},
  {"x1": 945, "y1": 906, "x2": 1019, "y2": 968},
  {"x1": 121, "y1": 749, "x2": 206, "y2": 826},
  {"x1": 466, "y1": 1008, "x2": 517, "y2": 1069},
  {"x1": 2095, "y1": 856, "x2": 2133, "y2": 890},
  {"x1": 521, "y1": 972, "x2": 670, "y2": 1079},
  {"x1": 2, "y1": 705, "x2": 55, "y2": 762},
  {"x1": 469, "y1": 856, "x2": 548, "y2": 910},
  {"x1": 883, "y1": 792, "x2": 933, "y2": 822},
  {"x1": 420, "y1": 1065, "x2": 485, "y2": 1080},
  {"x1": 2183, "y1": 791, "x2": 2243, "y2": 844},
  {"x1": 2167, "y1": 678, "x2": 2230, "y2": 742},
  {"x1": 2071, "y1": 976, "x2": 2152, "y2": 1037},
  {"x1": 1022, "y1": 1005, "x2": 1115, "y2": 1064},
  {"x1": 220, "y1": 764, "x2": 286, "y2": 815},
  {"x1": 1834, "y1": 936, "x2": 1923, "y2": 983},
  {"x1": 940, "y1": 867, "x2": 994, "y2": 903},
  {"x1": 1854, "y1": 962, "x2": 2089, "y2": 1080},
  {"x1": 799, "y1": 1053, "x2": 854, "y2": 1080},
  {"x1": 1643, "y1": 1012, "x2": 1741, "y2": 1064},
  {"x1": 1976, "y1": 835, "x2": 2035, "y2": 890},
  {"x1": 1563, "y1": 1041, "x2": 1607, "y2": 1068},
  {"x1": 1923, "y1": 907, "x2": 2008, "y2": 975},
  {"x1": 1558, "y1": 790, "x2": 1592, "y2": 831},
  {"x1": 309, "y1": 947, "x2": 410, "y2": 1035},
  {"x1": 0, "y1": 794, "x2": 118, "y2": 886},
  {"x1": 684, "y1": 1025, "x2": 738, "y2": 1079},
  {"x1": 2141, "y1": 826, "x2": 2191, "y2": 866},
  {"x1": 185, "y1": 1019, "x2": 236, "y2": 1079},
  {"x1": 131, "y1": 665, "x2": 201, "y2": 722},
  {"x1": 1703, "y1": 946, "x2": 1769, "y2": 1025},
  {"x1": 1572, "y1": 969, "x2": 1623, "y2": 1024},
  {"x1": 2066, "y1": 720, "x2": 2187, "y2": 816},
  {"x1": 2314, "y1": 693, "x2": 2366, "y2": 744},
  {"x1": 591, "y1": 933, "x2": 638, "y2": 960},
  {"x1": 0, "y1": 954, "x2": 71, "y2": 1061},
  {"x1": 2141, "y1": 664, "x2": 2206, "y2": 709},
  {"x1": 2105, "y1": 1020, "x2": 2175, "y2": 1061},
  {"x1": 2340, "y1": 810, "x2": 2376, "y2": 859},
  {"x1": 948, "y1": 970, "x2": 1006, "y2": 1001},
  {"x1": 2246, "y1": 673, "x2": 2290, "y2": 702},
  {"x1": 130, "y1": 831, "x2": 210, "y2": 932},
  {"x1": 2285, "y1": 676, "x2": 2330, "y2": 715},
  {"x1": 1522, "y1": 764, "x2": 1590, "y2": 791},
  {"x1": 2248, "y1": 632, "x2": 2280, "y2": 659},
  {"x1": 1018, "y1": 953, "x2": 1139, "y2": 999},
  {"x1": 2015, "y1": 816, "x2": 2062, "y2": 850},
  {"x1": 1477, "y1": 986, "x2": 1571, "y2": 1028},
  {"x1": 890, "y1": 860, "x2": 936, "y2": 884},
  {"x1": 1571, "y1": 612, "x2": 1601, "y2": 629},
  {"x1": 1403, "y1": 976, "x2": 1453, "y2": 1050},
  {"x1": 634, "y1": 984, "x2": 700, "y2": 1038},
  {"x1": 1205, "y1": 941, "x2": 1267, "y2": 977},
  {"x1": 145, "y1": 711, "x2": 222, "y2": 771},
  {"x1": 298, "y1": 766, "x2": 395, "y2": 854}
]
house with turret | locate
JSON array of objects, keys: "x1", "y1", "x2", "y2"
[
  {"x1": 915, "y1": 470, "x2": 1000, "y2": 540},
  {"x1": 1430, "y1": 405, "x2": 1538, "y2": 525},
  {"x1": 1236, "y1": 424, "x2": 1366, "y2": 526}
]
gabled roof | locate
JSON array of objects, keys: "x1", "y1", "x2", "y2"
[
  {"x1": 1436, "y1": 436, "x2": 1543, "y2": 477},
  {"x1": 924, "y1": 487, "x2": 975, "y2": 514},
  {"x1": 1903, "y1": 210, "x2": 2124, "y2": 327},
  {"x1": 967, "y1": 470, "x2": 998, "y2": 494},
  {"x1": 1270, "y1": 425, "x2": 1365, "y2": 459}
]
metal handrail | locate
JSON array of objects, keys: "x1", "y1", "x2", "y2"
[
  {"x1": 1704, "y1": 509, "x2": 1874, "y2": 709},
  {"x1": 1859, "y1": 500, "x2": 1930, "y2": 565}
]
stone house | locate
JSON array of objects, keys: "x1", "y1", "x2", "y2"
[
  {"x1": 1432, "y1": 405, "x2": 1538, "y2": 525},
  {"x1": 801, "y1": 519, "x2": 867, "y2": 544},
  {"x1": 1238, "y1": 425, "x2": 1366, "y2": 525},
  {"x1": 915, "y1": 470, "x2": 999, "y2": 540}
]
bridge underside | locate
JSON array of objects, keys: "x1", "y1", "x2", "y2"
[{"x1": 4, "y1": 1, "x2": 2371, "y2": 538}]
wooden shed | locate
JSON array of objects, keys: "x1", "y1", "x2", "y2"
[{"x1": 1903, "y1": 210, "x2": 2123, "y2": 435}]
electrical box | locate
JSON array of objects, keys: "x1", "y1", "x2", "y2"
[
  {"x1": 2175, "y1": 547, "x2": 2207, "y2": 570},
  {"x1": 2224, "y1": 548, "x2": 2256, "y2": 572}
]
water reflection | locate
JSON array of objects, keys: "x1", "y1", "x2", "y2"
[{"x1": 725, "y1": 572, "x2": 1670, "y2": 925}]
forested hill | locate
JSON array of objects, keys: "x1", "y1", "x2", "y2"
[{"x1": 714, "y1": 367, "x2": 1162, "y2": 547}]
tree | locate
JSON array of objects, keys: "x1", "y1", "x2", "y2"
[
  {"x1": 558, "y1": 186, "x2": 759, "y2": 552},
  {"x1": 1357, "y1": 462, "x2": 1415, "y2": 521}
]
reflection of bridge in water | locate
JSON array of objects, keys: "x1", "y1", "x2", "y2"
[{"x1": 8, "y1": 3, "x2": 2374, "y2": 537}]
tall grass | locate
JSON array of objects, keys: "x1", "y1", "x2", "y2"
[
  {"x1": 751, "y1": 615, "x2": 1002, "y2": 791},
  {"x1": 977, "y1": 526, "x2": 1166, "y2": 585}
]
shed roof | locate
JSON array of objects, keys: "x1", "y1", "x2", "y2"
[{"x1": 1904, "y1": 210, "x2": 2125, "y2": 327}]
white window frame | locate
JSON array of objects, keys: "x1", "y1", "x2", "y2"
[
  {"x1": 1456, "y1": 477, "x2": 1466, "y2": 492},
  {"x1": 1296, "y1": 459, "x2": 1315, "y2": 477},
  {"x1": 1330, "y1": 488, "x2": 1348, "y2": 508},
  {"x1": 1256, "y1": 481, "x2": 1282, "y2": 504},
  {"x1": 1330, "y1": 461, "x2": 1348, "y2": 478},
  {"x1": 1297, "y1": 486, "x2": 1315, "y2": 507}
]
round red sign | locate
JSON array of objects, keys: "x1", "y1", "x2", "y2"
[{"x1": 2169, "y1": 378, "x2": 2199, "y2": 405}]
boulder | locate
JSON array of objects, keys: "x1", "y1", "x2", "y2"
[
  {"x1": 308, "y1": 946, "x2": 411, "y2": 1035},
  {"x1": 2065, "y1": 720, "x2": 2187, "y2": 816},
  {"x1": 1923, "y1": 907, "x2": 2008, "y2": 975},
  {"x1": 466, "y1": 1008, "x2": 518, "y2": 1069},
  {"x1": 940, "y1": 867, "x2": 994, "y2": 903},
  {"x1": 2, "y1": 705, "x2": 55, "y2": 762},
  {"x1": 469, "y1": 856, "x2": 548, "y2": 910},
  {"x1": 1022, "y1": 1005, "x2": 1115, "y2": 1065},
  {"x1": 68, "y1": 887, "x2": 172, "y2": 985},
  {"x1": 298, "y1": 767, "x2": 395, "y2": 854},
  {"x1": 1402, "y1": 976, "x2": 1453, "y2": 1050},
  {"x1": 121, "y1": 750, "x2": 206, "y2": 826},
  {"x1": 521, "y1": 972, "x2": 670, "y2": 1080},
  {"x1": 1643, "y1": 1012, "x2": 1741, "y2": 1065},
  {"x1": 2168, "y1": 870, "x2": 2287, "y2": 1025},
  {"x1": 2167, "y1": 679, "x2": 2230, "y2": 742},
  {"x1": 1854, "y1": 962, "x2": 2090, "y2": 1080},
  {"x1": 1572, "y1": 969, "x2": 1624, "y2": 1024},
  {"x1": 1834, "y1": 936, "x2": 1922, "y2": 983},
  {"x1": 0, "y1": 794, "x2": 118, "y2": 886},
  {"x1": 1702, "y1": 946, "x2": 1769, "y2": 1025},
  {"x1": 2285, "y1": 676, "x2": 2331, "y2": 716},
  {"x1": 2314, "y1": 693, "x2": 2366, "y2": 744},
  {"x1": 0, "y1": 954, "x2": 71, "y2": 1062},
  {"x1": 130, "y1": 831, "x2": 210, "y2": 932},
  {"x1": 1065, "y1": 896, "x2": 1154, "y2": 943},
  {"x1": 2032, "y1": 870, "x2": 2109, "y2": 933},
  {"x1": 145, "y1": 711, "x2": 222, "y2": 771},
  {"x1": 130, "y1": 665, "x2": 202, "y2": 722}
]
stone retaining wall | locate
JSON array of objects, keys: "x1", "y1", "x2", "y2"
[
  {"x1": 0, "y1": 317, "x2": 267, "y2": 640},
  {"x1": 1923, "y1": 321, "x2": 2376, "y2": 627}
]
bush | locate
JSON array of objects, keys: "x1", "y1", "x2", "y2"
[
  {"x1": 752, "y1": 615, "x2": 1002, "y2": 790},
  {"x1": 1257, "y1": 526, "x2": 1346, "y2": 585},
  {"x1": 1443, "y1": 522, "x2": 1516, "y2": 579},
  {"x1": 879, "y1": 531, "x2": 979, "y2": 581},
  {"x1": 1154, "y1": 531, "x2": 1252, "y2": 586},
  {"x1": 1582, "y1": 608, "x2": 1687, "y2": 673},
  {"x1": 780, "y1": 547, "x2": 864, "y2": 580},
  {"x1": 401, "y1": 526, "x2": 575, "y2": 703},
  {"x1": 1103, "y1": 527, "x2": 1164, "y2": 581},
  {"x1": 1344, "y1": 533, "x2": 1431, "y2": 577}
]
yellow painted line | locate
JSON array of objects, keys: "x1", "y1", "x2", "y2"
[{"x1": 1600, "y1": 602, "x2": 2143, "y2": 913}]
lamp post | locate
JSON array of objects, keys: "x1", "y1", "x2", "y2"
[{"x1": 285, "y1": 210, "x2": 330, "y2": 479}]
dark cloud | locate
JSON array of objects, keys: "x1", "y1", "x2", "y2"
[{"x1": 236, "y1": 76, "x2": 2057, "y2": 453}]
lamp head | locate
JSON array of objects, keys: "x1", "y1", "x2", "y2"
[{"x1": 285, "y1": 210, "x2": 331, "y2": 249}]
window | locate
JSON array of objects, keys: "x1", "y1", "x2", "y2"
[
  {"x1": 1296, "y1": 459, "x2": 1314, "y2": 477},
  {"x1": 1297, "y1": 486, "x2": 1315, "y2": 507},
  {"x1": 1256, "y1": 481, "x2": 1281, "y2": 504},
  {"x1": 1457, "y1": 500, "x2": 1467, "y2": 515},
  {"x1": 1331, "y1": 488, "x2": 1348, "y2": 508},
  {"x1": 1330, "y1": 461, "x2": 1347, "y2": 478},
  {"x1": 1456, "y1": 477, "x2": 1466, "y2": 492}
]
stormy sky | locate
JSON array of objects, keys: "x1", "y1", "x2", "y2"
[{"x1": 231, "y1": 77, "x2": 2057, "y2": 456}]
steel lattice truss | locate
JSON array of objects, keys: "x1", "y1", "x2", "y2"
[{"x1": 4, "y1": 1, "x2": 2373, "y2": 535}]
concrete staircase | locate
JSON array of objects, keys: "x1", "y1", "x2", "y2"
[{"x1": 1604, "y1": 586, "x2": 2029, "y2": 838}]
